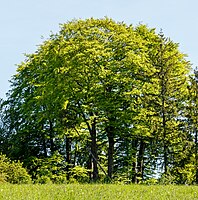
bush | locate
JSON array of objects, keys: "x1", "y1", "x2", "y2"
[
  {"x1": 29, "y1": 153, "x2": 67, "y2": 184},
  {"x1": 34, "y1": 175, "x2": 52, "y2": 184},
  {"x1": 0, "y1": 154, "x2": 31, "y2": 184},
  {"x1": 69, "y1": 166, "x2": 89, "y2": 183}
]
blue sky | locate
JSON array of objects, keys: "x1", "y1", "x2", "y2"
[{"x1": 0, "y1": 0, "x2": 198, "y2": 98}]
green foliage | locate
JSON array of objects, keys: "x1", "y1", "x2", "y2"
[
  {"x1": 170, "y1": 164, "x2": 196, "y2": 185},
  {"x1": 29, "y1": 153, "x2": 67, "y2": 184},
  {"x1": 143, "y1": 178, "x2": 158, "y2": 185},
  {"x1": 158, "y1": 164, "x2": 196, "y2": 185},
  {"x1": 69, "y1": 166, "x2": 89, "y2": 183},
  {"x1": 0, "y1": 154, "x2": 31, "y2": 184},
  {"x1": 159, "y1": 171, "x2": 177, "y2": 185},
  {"x1": 0, "y1": 17, "x2": 195, "y2": 184}
]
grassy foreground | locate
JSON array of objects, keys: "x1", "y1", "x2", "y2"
[{"x1": 0, "y1": 184, "x2": 198, "y2": 200}]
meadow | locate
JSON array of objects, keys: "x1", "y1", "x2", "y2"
[{"x1": 0, "y1": 184, "x2": 198, "y2": 200}]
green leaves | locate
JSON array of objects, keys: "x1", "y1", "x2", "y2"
[
  {"x1": 0, "y1": 154, "x2": 31, "y2": 184},
  {"x1": 1, "y1": 18, "x2": 194, "y2": 184}
]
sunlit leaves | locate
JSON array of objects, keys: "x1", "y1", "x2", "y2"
[{"x1": 1, "y1": 18, "x2": 194, "y2": 183}]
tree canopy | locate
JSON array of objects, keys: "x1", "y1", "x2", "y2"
[{"x1": 0, "y1": 18, "x2": 197, "y2": 184}]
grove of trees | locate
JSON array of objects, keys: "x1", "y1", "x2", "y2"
[{"x1": 0, "y1": 18, "x2": 197, "y2": 184}]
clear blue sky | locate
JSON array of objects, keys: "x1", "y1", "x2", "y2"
[{"x1": 0, "y1": 0, "x2": 197, "y2": 99}]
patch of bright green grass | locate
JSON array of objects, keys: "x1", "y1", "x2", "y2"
[{"x1": 0, "y1": 184, "x2": 198, "y2": 200}]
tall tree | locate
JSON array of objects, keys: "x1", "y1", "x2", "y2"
[
  {"x1": 3, "y1": 18, "x2": 148, "y2": 181},
  {"x1": 1, "y1": 18, "x2": 192, "y2": 183},
  {"x1": 185, "y1": 68, "x2": 198, "y2": 183},
  {"x1": 148, "y1": 32, "x2": 191, "y2": 177}
]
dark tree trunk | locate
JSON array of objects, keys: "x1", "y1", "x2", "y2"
[
  {"x1": 43, "y1": 137, "x2": 47, "y2": 157},
  {"x1": 90, "y1": 117, "x2": 99, "y2": 181},
  {"x1": 137, "y1": 140, "x2": 145, "y2": 182},
  {"x1": 106, "y1": 125, "x2": 114, "y2": 179},
  {"x1": 78, "y1": 103, "x2": 99, "y2": 181},
  {"x1": 49, "y1": 120, "x2": 55, "y2": 154},
  {"x1": 131, "y1": 139, "x2": 138, "y2": 183},
  {"x1": 87, "y1": 154, "x2": 92, "y2": 181},
  {"x1": 41, "y1": 124, "x2": 47, "y2": 157},
  {"x1": 132, "y1": 161, "x2": 137, "y2": 184},
  {"x1": 65, "y1": 136, "x2": 71, "y2": 180}
]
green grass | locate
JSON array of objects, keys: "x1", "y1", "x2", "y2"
[{"x1": 0, "y1": 184, "x2": 198, "y2": 200}]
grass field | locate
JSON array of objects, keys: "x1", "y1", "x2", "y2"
[{"x1": 0, "y1": 184, "x2": 198, "y2": 200}]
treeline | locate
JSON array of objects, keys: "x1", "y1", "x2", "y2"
[{"x1": 0, "y1": 18, "x2": 197, "y2": 184}]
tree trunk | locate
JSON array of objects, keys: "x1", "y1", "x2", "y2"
[
  {"x1": 65, "y1": 136, "x2": 71, "y2": 180},
  {"x1": 49, "y1": 120, "x2": 55, "y2": 154},
  {"x1": 162, "y1": 88, "x2": 168, "y2": 174},
  {"x1": 41, "y1": 124, "x2": 47, "y2": 157},
  {"x1": 90, "y1": 117, "x2": 99, "y2": 181},
  {"x1": 131, "y1": 139, "x2": 138, "y2": 183},
  {"x1": 160, "y1": 56, "x2": 168, "y2": 174},
  {"x1": 42, "y1": 137, "x2": 47, "y2": 157},
  {"x1": 106, "y1": 125, "x2": 114, "y2": 179},
  {"x1": 87, "y1": 154, "x2": 92, "y2": 181},
  {"x1": 137, "y1": 140, "x2": 145, "y2": 182},
  {"x1": 80, "y1": 109, "x2": 99, "y2": 181},
  {"x1": 132, "y1": 161, "x2": 137, "y2": 184}
]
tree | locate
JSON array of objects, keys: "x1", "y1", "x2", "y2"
[
  {"x1": 3, "y1": 18, "x2": 150, "y2": 181},
  {"x1": 1, "y1": 18, "x2": 192, "y2": 183},
  {"x1": 130, "y1": 27, "x2": 192, "y2": 182},
  {"x1": 184, "y1": 68, "x2": 198, "y2": 184}
]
